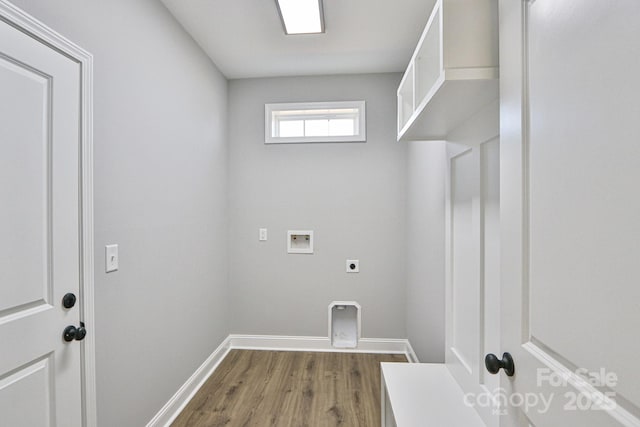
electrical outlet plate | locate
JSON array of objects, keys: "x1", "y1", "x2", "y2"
[{"x1": 346, "y1": 259, "x2": 359, "y2": 273}]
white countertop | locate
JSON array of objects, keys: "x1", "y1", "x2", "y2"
[{"x1": 381, "y1": 363, "x2": 485, "y2": 427}]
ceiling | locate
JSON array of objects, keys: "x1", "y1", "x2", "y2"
[{"x1": 160, "y1": 0, "x2": 435, "y2": 79}]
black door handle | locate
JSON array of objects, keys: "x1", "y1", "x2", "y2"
[
  {"x1": 485, "y1": 352, "x2": 515, "y2": 376},
  {"x1": 63, "y1": 322, "x2": 87, "y2": 342}
]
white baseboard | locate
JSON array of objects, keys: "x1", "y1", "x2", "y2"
[
  {"x1": 145, "y1": 337, "x2": 232, "y2": 427},
  {"x1": 228, "y1": 334, "x2": 419, "y2": 362},
  {"x1": 404, "y1": 339, "x2": 420, "y2": 363},
  {"x1": 146, "y1": 334, "x2": 418, "y2": 426}
]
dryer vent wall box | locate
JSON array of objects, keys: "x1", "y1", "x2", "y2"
[
  {"x1": 287, "y1": 230, "x2": 313, "y2": 254},
  {"x1": 329, "y1": 301, "x2": 361, "y2": 349}
]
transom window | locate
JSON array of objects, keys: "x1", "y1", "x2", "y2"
[{"x1": 265, "y1": 101, "x2": 366, "y2": 144}]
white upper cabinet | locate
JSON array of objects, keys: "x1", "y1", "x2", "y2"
[{"x1": 397, "y1": 0, "x2": 498, "y2": 141}]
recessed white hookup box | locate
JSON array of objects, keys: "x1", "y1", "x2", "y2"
[
  {"x1": 329, "y1": 301, "x2": 361, "y2": 349},
  {"x1": 287, "y1": 230, "x2": 313, "y2": 254}
]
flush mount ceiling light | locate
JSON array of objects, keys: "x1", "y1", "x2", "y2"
[{"x1": 275, "y1": 0, "x2": 325, "y2": 35}]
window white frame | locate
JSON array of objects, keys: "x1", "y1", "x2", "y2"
[{"x1": 265, "y1": 101, "x2": 366, "y2": 144}]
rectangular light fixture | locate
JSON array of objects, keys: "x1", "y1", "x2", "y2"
[{"x1": 275, "y1": 0, "x2": 324, "y2": 35}]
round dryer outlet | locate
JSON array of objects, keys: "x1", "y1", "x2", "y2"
[{"x1": 346, "y1": 259, "x2": 359, "y2": 273}]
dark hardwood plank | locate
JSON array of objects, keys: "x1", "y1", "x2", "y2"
[{"x1": 171, "y1": 350, "x2": 407, "y2": 427}]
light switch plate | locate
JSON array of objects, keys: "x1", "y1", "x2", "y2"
[
  {"x1": 259, "y1": 228, "x2": 268, "y2": 241},
  {"x1": 346, "y1": 259, "x2": 359, "y2": 273},
  {"x1": 105, "y1": 244, "x2": 118, "y2": 273}
]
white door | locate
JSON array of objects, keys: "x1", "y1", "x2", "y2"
[
  {"x1": 0, "y1": 10, "x2": 84, "y2": 427},
  {"x1": 500, "y1": 0, "x2": 640, "y2": 425},
  {"x1": 445, "y1": 101, "x2": 501, "y2": 427}
]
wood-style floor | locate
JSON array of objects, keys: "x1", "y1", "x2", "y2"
[{"x1": 171, "y1": 349, "x2": 407, "y2": 427}]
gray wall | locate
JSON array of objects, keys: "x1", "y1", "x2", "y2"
[
  {"x1": 8, "y1": 1, "x2": 230, "y2": 426},
  {"x1": 228, "y1": 74, "x2": 407, "y2": 339},
  {"x1": 405, "y1": 141, "x2": 447, "y2": 362},
  {"x1": 5, "y1": 0, "x2": 449, "y2": 420}
]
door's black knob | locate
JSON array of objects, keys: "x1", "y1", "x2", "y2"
[
  {"x1": 75, "y1": 322, "x2": 87, "y2": 341},
  {"x1": 63, "y1": 322, "x2": 87, "y2": 342},
  {"x1": 63, "y1": 325, "x2": 77, "y2": 342},
  {"x1": 62, "y1": 293, "x2": 77, "y2": 309},
  {"x1": 485, "y1": 352, "x2": 515, "y2": 376}
]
